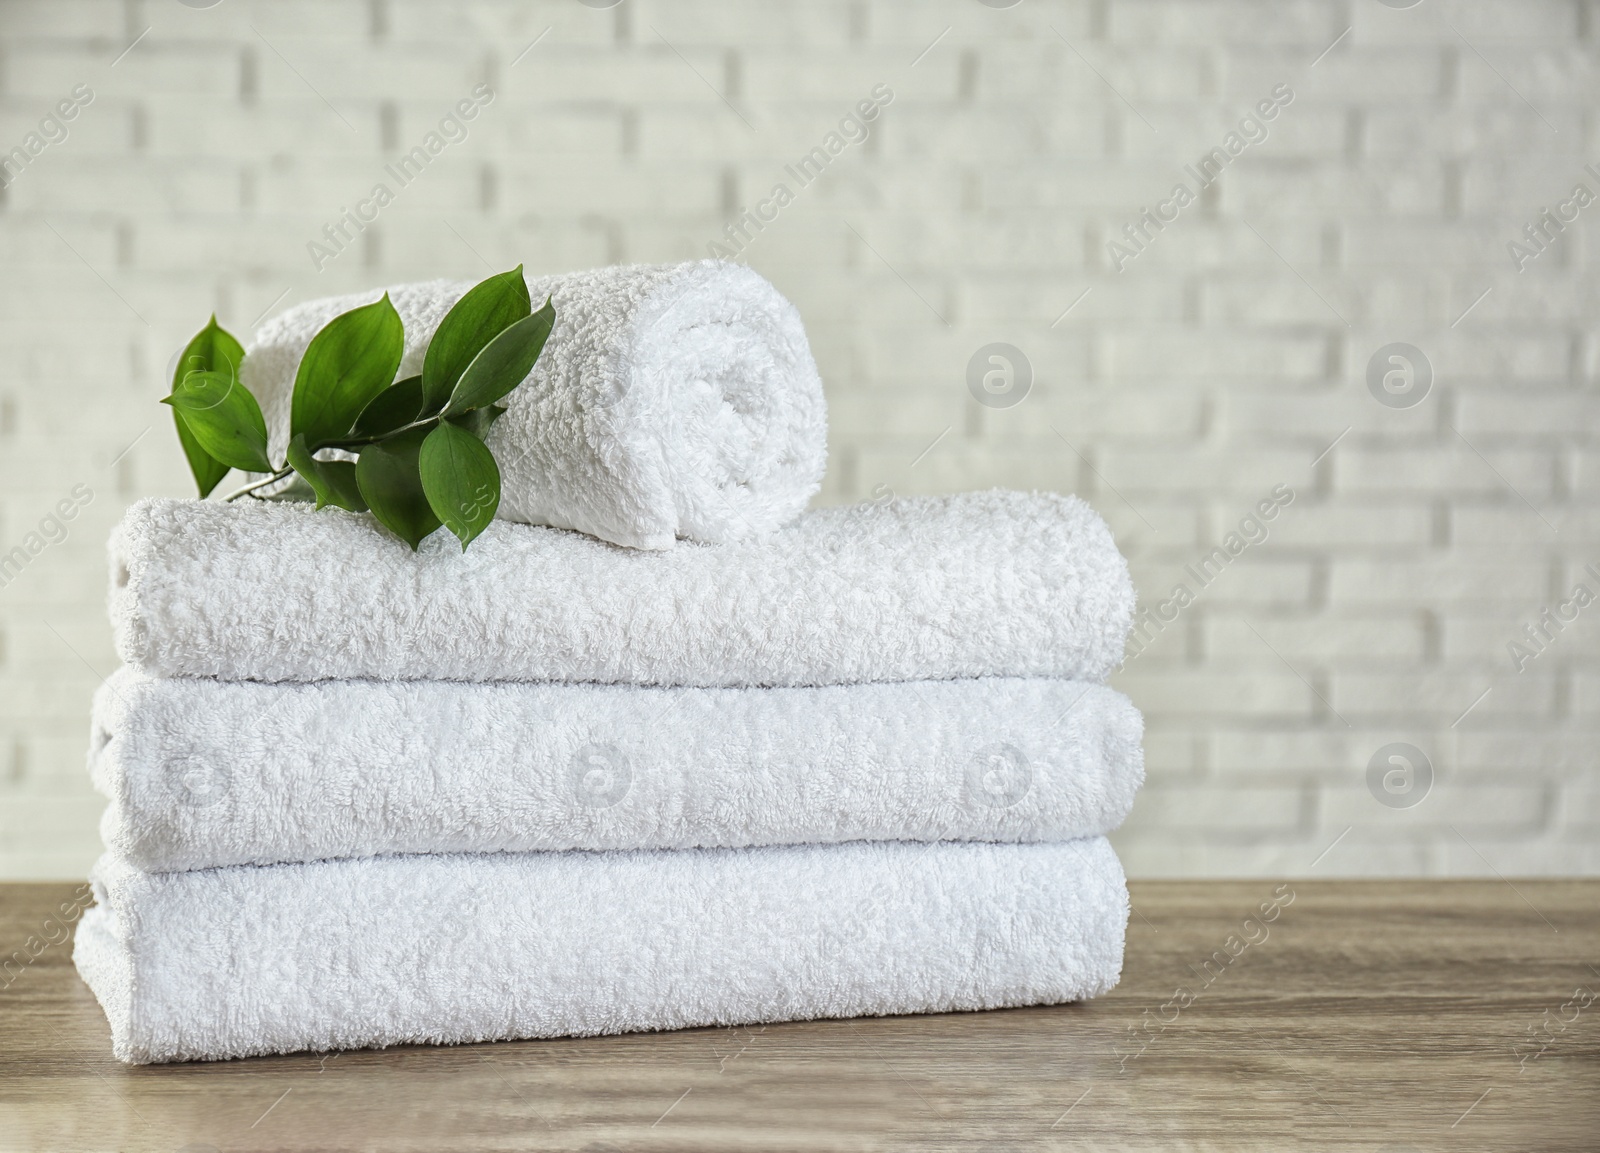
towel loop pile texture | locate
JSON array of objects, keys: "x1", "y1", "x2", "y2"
[
  {"x1": 76, "y1": 263, "x2": 1142, "y2": 1066},
  {"x1": 77, "y1": 840, "x2": 1129, "y2": 1064},
  {"x1": 241, "y1": 261, "x2": 827, "y2": 551},
  {"x1": 92, "y1": 670, "x2": 1144, "y2": 872},
  {"x1": 109, "y1": 490, "x2": 1134, "y2": 686},
  {"x1": 80, "y1": 485, "x2": 1141, "y2": 1062}
]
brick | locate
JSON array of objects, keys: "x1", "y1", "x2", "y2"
[
  {"x1": 850, "y1": 441, "x2": 1080, "y2": 499},
  {"x1": 1421, "y1": 333, "x2": 1573, "y2": 382},
  {"x1": 1331, "y1": 556, "x2": 1551, "y2": 606},
  {"x1": 1197, "y1": 264, "x2": 1369, "y2": 325},
  {"x1": 1110, "y1": 668, "x2": 1315, "y2": 718},
  {"x1": 1109, "y1": 2, "x2": 1335, "y2": 46},
  {"x1": 384, "y1": 4, "x2": 597, "y2": 49},
  {"x1": 1120, "y1": 783, "x2": 1309, "y2": 834},
  {"x1": 1452, "y1": 46, "x2": 1597, "y2": 106},
  {"x1": 1139, "y1": 555, "x2": 1319, "y2": 610},
  {"x1": 1455, "y1": 730, "x2": 1598, "y2": 773},
  {"x1": 1444, "y1": 607, "x2": 1599, "y2": 670},
  {"x1": 1567, "y1": 449, "x2": 1600, "y2": 495},
  {"x1": 1102, "y1": 327, "x2": 1331, "y2": 382},
  {"x1": 1433, "y1": 835, "x2": 1597, "y2": 877},
  {"x1": 1336, "y1": 443, "x2": 1558, "y2": 500},
  {"x1": 1366, "y1": 105, "x2": 1580, "y2": 156},
  {"x1": 1262, "y1": 501, "x2": 1435, "y2": 549},
  {"x1": 1139, "y1": 727, "x2": 1201, "y2": 781},
  {"x1": 1276, "y1": 49, "x2": 1447, "y2": 100},
  {"x1": 202, "y1": 1, "x2": 370, "y2": 42},
  {"x1": 1101, "y1": 446, "x2": 1311, "y2": 493},
  {"x1": 1205, "y1": 613, "x2": 1430, "y2": 664},
  {"x1": 884, "y1": 106, "x2": 1104, "y2": 165},
  {"x1": 1218, "y1": 389, "x2": 1438, "y2": 438},
  {"x1": 1563, "y1": 778, "x2": 1600, "y2": 831},
  {"x1": 1566, "y1": 671, "x2": 1600, "y2": 715},
  {"x1": 0, "y1": 2, "x2": 120, "y2": 36},
  {"x1": 1340, "y1": 218, "x2": 1516, "y2": 268},
  {"x1": 1110, "y1": 833, "x2": 1419, "y2": 877},
  {"x1": 1210, "y1": 728, "x2": 1365, "y2": 776},
  {"x1": 637, "y1": 106, "x2": 778, "y2": 162},
  {"x1": 1329, "y1": 670, "x2": 1554, "y2": 722},
  {"x1": 666, "y1": 6, "x2": 857, "y2": 45},
  {"x1": 1318, "y1": 779, "x2": 1551, "y2": 834}
]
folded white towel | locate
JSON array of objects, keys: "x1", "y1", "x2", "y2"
[
  {"x1": 91, "y1": 668, "x2": 1143, "y2": 872},
  {"x1": 110, "y1": 489, "x2": 1133, "y2": 686},
  {"x1": 75, "y1": 838, "x2": 1128, "y2": 1063},
  {"x1": 241, "y1": 261, "x2": 826, "y2": 550}
]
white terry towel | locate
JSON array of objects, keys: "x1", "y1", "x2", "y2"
[
  {"x1": 110, "y1": 489, "x2": 1134, "y2": 685},
  {"x1": 74, "y1": 838, "x2": 1128, "y2": 1064},
  {"x1": 242, "y1": 261, "x2": 826, "y2": 551},
  {"x1": 91, "y1": 668, "x2": 1144, "y2": 872}
]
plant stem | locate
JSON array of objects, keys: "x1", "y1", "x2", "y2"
[
  {"x1": 218, "y1": 415, "x2": 442, "y2": 501},
  {"x1": 324, "y1": 416, "x2": 440, "y2": 452},
  {"x1": 222, "y1": 468, "x2": 294, "y2": 502}
]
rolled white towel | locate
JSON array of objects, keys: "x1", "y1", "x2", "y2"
[
  {"x1": 75, "y1": 838, "x2": 1129, "y2": 1063},
  {"x1": 109, "y1": 490, "x2": 1134, "y2": 685},
  {"x1": 90, "y1": 668, "x2": 1144, "y2": 872},
  {"x1": 241, "y1": 261, "x2": 826, "y2": 550}
]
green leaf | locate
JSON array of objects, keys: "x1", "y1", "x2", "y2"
[
  {"x1": 171, "y1": 317, "x2": 244, "y2": 496},
  {"x1": 353, "y1": 375, "x2": 425, "y2": 438},
  {"x1": 447, "y1": 404, "x2": 508, "y2": 441},
  {"x1": 287, "y1": 434, "x2": 369, "y2": 513},
  {"x1": 421, "y1": 267, "x2": 531, "y2": 412},
  {"x1": 291, "y1": 294, "x2": 405, "y2": 449},
  {"x1": 442, "y1": 299, "x2": 553, "y2": 417},
  {"x1": 355, "y1": 425, "x2": 440, "y2": 550},
  {"x1": 420, "y1": 420, "x2": 501, "y2": 549},
  {"x1": 163, "y1": 369, "x2": 273, "y2": 473},
  {"x1": 176, "y1": 315, "x2": 246, "y2": 378},
  {"x1": 174, "y1": 415, "x2": 230, "y2": 497}
]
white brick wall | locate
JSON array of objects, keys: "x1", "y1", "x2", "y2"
[{"x1": 1, "y1": 0, "x2": 1596, "y2": 878}]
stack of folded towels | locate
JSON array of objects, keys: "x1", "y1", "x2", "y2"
[{"x1": 74, "y1": 261, "x2": 1143, "y2": 1064}]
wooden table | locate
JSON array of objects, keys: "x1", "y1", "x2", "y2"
[{"x1": 1, "y1": 880, "x2": 1594, "y2": 1151}]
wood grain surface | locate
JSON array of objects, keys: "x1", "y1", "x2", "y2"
[{"x1": 0, "y1": 879, "x2": 1594, "y2": 1151}]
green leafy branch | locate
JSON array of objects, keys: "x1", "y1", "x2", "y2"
[{"x1": 164, "y1": 267, "x2": 553, "y2": 550}]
